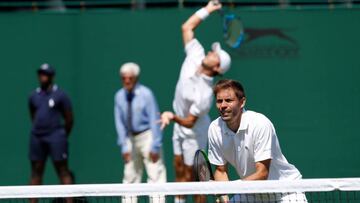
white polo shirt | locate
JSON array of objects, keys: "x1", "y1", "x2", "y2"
[
  {"x1": 172, "y1": 38, "x2": 213, "y2": 138},
  {"x1": 208, "y1": 110, "x2": 302, "y2": 180}
]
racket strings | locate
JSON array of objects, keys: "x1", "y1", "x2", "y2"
[
  {"x1": 194, "y1": 150, "x2": 213, "y2": 182},
  {"x1": 223, "y1": 15, "x2": 245, "y2": 48}
]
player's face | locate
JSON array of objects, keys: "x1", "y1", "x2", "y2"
[
  {"x1": 216, "y1": 88, "x2": 244, "y2": 122},
  {"x1": 121, "y1": 73, "x2": 137, "y2": 92},
  {"x1": 203, "y1": 51, "x2": 220, "y2": 70},
  {"x1": 38, "y1": 73, "x2": 52, "y2": 88}
]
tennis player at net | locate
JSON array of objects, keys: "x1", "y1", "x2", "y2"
[
  {"x1": 160, "y1": 1, "x2": 230, "y2": 203},
  {"x1": 208, "y1": 79, "x2": 307, "y2": 202}
]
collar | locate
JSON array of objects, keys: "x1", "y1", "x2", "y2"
[
  {"x1": 125, "y1": 83, "x2": 141, "y2": 95},
  {"x1": 223, "y1": 109, "x2": 248, "y2": 135},
  {"x1": 238, "y1": 109, "x2": 248, "y2": 132},
  {"x1": 199, "y1": 73, "x2": 214, "y2": 85},
  {"x1": 36, "y1": 84, "x2": 58, "y2": 93}
]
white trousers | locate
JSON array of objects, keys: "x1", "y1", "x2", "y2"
[{"x1": 122, "y1": 130, "x2": 167, "y2": 203}]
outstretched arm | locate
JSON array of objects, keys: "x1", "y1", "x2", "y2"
[
  {"x1": 243, "y1": 159, "x2": 271, "y2": 180},
  {"x1": 214, "y1": 165, "x2": 230, "y2": 203},
  {"x1": 214, "y1": 164, "x2": 229, "y2": 181},
  {"x1": 182, "y1": 1, "x2": 222, "y2": 45},
  {"x1": 173, "y1": 114, "x2": 198, "y2": 128},
  {"x1": 160, "y1": 111, "x2": 198, "y2": 129}
]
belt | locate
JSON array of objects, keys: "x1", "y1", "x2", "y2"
[{"x1": 132, "y1": 129, "x2": 150, "y2": 136}]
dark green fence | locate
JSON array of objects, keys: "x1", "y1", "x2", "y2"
[
  {"x1": 1, "y1": 0, "x2": 359, "y2": 10},
  {"x1": 0, "y1": 6, "x2": 359, "y2": 185}
]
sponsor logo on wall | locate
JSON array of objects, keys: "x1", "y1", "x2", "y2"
[{"x1": 233, "y1": 28, "x2": 299, "y2": 58}]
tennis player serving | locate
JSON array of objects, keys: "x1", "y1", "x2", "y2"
[
  {"x1": 160, "y1": 1, "x2": 231, "y2": 203},
  {"x1": 208, "y1": 79, "x2": 307, "y2": 202}
]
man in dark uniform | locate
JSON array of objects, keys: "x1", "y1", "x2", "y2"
[{"x1": 28, "y1": 63, "x2": 74, "y2": 188}]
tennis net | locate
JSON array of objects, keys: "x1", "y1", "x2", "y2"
[{"x1": 0, "y1": 178, "x2": 359, "y2": 202}]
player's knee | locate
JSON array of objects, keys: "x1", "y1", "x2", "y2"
[
  {"x1": 56, "y1": 167, "x2": 72, "y2": 179},
  {"x1": 184, "y1": 166, "x2": 193, "y2": 181},
  {"x1": 173, "y1": 156, "x2": 183, "y2": 167},
  {"x1": 174, "y1": 161, "x2": 184, "y2": 174},
  {"x1": 59, "y1": 170, "x2": 71, "y2": 178},
  {"x1": 31, "y1": 173, "x2": 43, "y2": 181},
  {"x1": 31, "y1": 167, "x2": 44, "y2": 179},
  {"x1": 31, "y1": 171, "x2": 43, "y2": 184}
]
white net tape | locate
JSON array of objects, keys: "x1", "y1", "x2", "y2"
[{"x1": 0, "y1": 178, "x2": 359, "y2": 199}]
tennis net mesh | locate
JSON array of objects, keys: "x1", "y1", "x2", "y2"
[{"x1": 0, "y1": 178, "x2": 359, "y2": 203}]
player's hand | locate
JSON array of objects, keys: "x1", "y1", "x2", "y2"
[
  {"x1": 122, "y1": 152, "x2": 131, "y2": 163},
  {"x1": 216, "y1": 195, "x2": 229, "y2": 203},
  {"x1": 206, "y1": 0, "x2": 222, "y2": 13},
  {"x1": 149, "y1": 152, "x2": 160, "y2": 163},
  {"x1": 159, "y1": 111, "x2": 175, "y2": 130}
]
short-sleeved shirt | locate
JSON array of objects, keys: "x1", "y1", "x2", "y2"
[
  {"x1": 29, "y1": 85, "x2": 72, "y2": 135},
  {"x1": 172, "y1": 39, "x2": 213, "y2": 138},
  {"x1": 208, "y1": 110, "x2": 302, "y2": 180}
]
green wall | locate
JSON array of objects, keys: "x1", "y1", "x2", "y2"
[{"x1": 0, "y1": 7, "x2": 359, "y2": 185}]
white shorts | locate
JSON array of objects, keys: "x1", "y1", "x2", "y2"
[{"x1": 172, "y1": 125, "x2": 207, "y2": 166}]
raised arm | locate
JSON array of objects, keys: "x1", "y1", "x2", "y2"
[{"x1": 182, "y1": 1, "x2": 222, "y2": 45}]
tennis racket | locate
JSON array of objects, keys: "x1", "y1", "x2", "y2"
[
  {"x1": 193, "y1": 149, "x2": 214, "y2": 181},
  {"x1": 194, "y1": 150, "x2": 231, "y2": 202},
  {"x1": 212, "y1": 0, "x2": 245, "y2": 49}
]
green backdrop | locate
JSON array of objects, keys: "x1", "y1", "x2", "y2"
[{"x1": 0, "y1": 7, "x2": 359, "y2": 185}]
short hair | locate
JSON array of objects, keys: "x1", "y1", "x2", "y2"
[
  {"x1": 213, "y1": 79, "x2": 246, "y2": 100},
  {"x1": 119, "y1": 62, "x2": 140, "y2": 77}
]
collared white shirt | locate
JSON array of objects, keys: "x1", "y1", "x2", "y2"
[
  {"x1": 172, "y1": 39, "x2": 213, "y2": 138},
  {"x1": 208, "y1": 110, "x2": 302, "y2": 180},
  {"x1": 114, "y1": 83, "x2": 163, "y2": 154}
]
